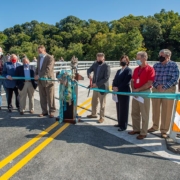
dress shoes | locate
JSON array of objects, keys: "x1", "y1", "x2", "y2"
[
  {"x1": 87, "y1": 114, "x2": 98, "y2": 118},
  {"x1": 118, "y1": 128, "x2": 125, "y2": 131},
  {"x1": 128, "y1": 131, "x2": 140, "y2": 135},
  {"x1": 20, "y1": 112, "x2": 24, "y2": 115},
  {"x1": 49, "y1": 114, "x2": 54, "y2": 118},
  {"x1": 136, "y1": 134, "x2": 147, "y2": 140},
  {"x1": 97, "y1": 118, "x2": 104, "y2": 123},
  {"x1": 39, "y1": 113, "x2": 48, "y2": 117},
  {"x1": 148, "y1": 127, "x2": 157, "y2": 133},
  {"x1": 29, "y1": 110, "x2": 34, "y2": 114},
  {"x1": 114, "y1": 124, "x2": 119, "y2": 127}
]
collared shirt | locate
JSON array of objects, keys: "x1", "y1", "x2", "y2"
[
  {"x1": 39, "y1": 54, "x2": 46, "y2": 70},
  {"x1": 153, "y1": 60, "x2": 179, "y2": 90},
  {"x1": 24, "y1": 66, "x2": 31, "y2": 80},
  {"x1": 132, "y1": 64, "x2": 155, "y2": 89},
  {"x1": 96, "y1": 63, "x2": 104, "y2": 83}
]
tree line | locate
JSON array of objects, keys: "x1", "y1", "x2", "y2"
[{"x1": 0, "y1": 9, "x2": 180, "y2": 61}]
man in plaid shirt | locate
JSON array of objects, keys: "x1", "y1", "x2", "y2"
[{"x1": 148, "y1": 49, "x2": 179, "y2": 138}]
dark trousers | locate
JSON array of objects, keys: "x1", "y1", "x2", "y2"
[
  {"x1": 116, "y1": 95, "x2": 130, "y2": 130},
  {"x1": 7, "y1": 87, "x2": 19, "y2": 109}
]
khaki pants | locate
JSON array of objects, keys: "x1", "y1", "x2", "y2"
[
  {"x1": 131, "y1": 90, "x2": 150, "y2": 135},
  {"x1": 152, "y1": 86, "x2": 175, "y2": 134},
  {"x1": 18, "y1": 82, "x2": 34, "y2": 112},
  {"x1": 38, "y1": 82, "x2": 56, "y2": 114},
  {"x1": 91, "y1": 91, "x2": 106, "y2": 119}
]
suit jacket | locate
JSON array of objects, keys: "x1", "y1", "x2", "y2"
[
  {"x1": 87, "y1": 62, "x2": 111, "y2": 92},
  {"x1": 2, "y1": 62, "x2": 21, "y2": 88},
  {"x1": 35, "y1": 54, "x2": 55, "y2": 87},
  {"x1": 112, "y1": 67, "x2": 132, "y2": 92},
  {"x1": 15, "y1": 65, "x2": 37, "y2": 91}
]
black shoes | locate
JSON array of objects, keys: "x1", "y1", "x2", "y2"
[{"x1": 118, "y1": 128, "x2": 126, "y2": 131}]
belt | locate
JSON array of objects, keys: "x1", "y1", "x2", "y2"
[{"x1": 25, "y1": 80, "x2": 31, "y2": 82}]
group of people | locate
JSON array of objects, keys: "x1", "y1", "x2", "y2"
[
  {"x1": 87, "y1": 50, "x2": 179, "y2": 140},
  {"x1": 0, "y1": 46, "x2": 179, "y2": 140},
  {"x1": 0, "y1": 45, "x2": 56, "y2": 118}
]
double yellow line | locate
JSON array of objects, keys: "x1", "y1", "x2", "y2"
[{"x1": 0, "y1": 97, "x2": 92, "y2": 180}]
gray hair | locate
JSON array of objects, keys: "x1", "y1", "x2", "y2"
[
  {"x1": 159, "y1": 49, "x2": 172, "y2": 57},
  {"x1": 137, "y1": 51, "x2": 148, "y2": 60},
  {"x1": 22, "y1": 57, "x2": 29, "y2": 62}
]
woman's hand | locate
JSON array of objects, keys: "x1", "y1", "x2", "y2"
[{"x1": 112, "y1": 87, "x2": 118, "y2": 92}]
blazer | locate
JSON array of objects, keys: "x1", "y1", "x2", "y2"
[
  {"x1": 2, "y1": 62, "x2": 21, "y2": 88},
  {"x1": 35, "y1": 54, "x2": 55, "y2": 87},
  {"x1": 15, "y1": 65, "x2": 37, "y2": 91},
  {"x1": 87, "y1": 62, "x2": 111, "y2": 92},
  {"x1": 112, "y1": 67, "x2": 132, "y2": 92}
]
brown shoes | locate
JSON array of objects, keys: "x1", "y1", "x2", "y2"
[
  {"x1": 97, "y1": 118, "x2": 104, "y2": 123},
  {"x1": 161, "y1": 133, "x2": 168, "y2": 138},
  {"x1": 39, "y1": 113, "x2": 48, "y2": 117},
  {"x1": 87, "y1": 114, "x2": 98, "y2": 118},
  {"x1": 128, "y1": 131, "x2": 140, "y2": 135},
  {"x1": 148, "y1": 127, "x2": 157, "y2": 133},
  {"x1": 20, "y1": 112, "x2": 24, "y2": 115},
  {"x1": 137, "y1": 135, "x2": 147, "y2": 140}
]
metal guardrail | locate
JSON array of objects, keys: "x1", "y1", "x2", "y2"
[{"x1": 29, "y1": 61, "x2": 162, "y2": 72}]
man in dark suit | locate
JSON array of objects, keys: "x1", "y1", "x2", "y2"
[
  {"x1": 34, "y1": 45, "x2": 56, "y2": 118},
  {"x1": 15, "y1": 57, "x2": 37, "y2": 115},
  {"x1": 87, "y1": 53, "x2": 111, "y2": 123},
  {"x1": 2, "y1": 54, "x2": 21, "y2": 112}
]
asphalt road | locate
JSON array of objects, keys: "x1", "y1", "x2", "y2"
[{"x1": 0, "y1": 67, "x2": 180, "y2": 180}]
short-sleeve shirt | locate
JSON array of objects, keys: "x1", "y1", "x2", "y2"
[{"x1": 132, "y1": 65, "x2": 155, "y2": 89}]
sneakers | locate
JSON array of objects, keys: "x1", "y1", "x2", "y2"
[{"x1": 87, "y1": 114, "x2": 98, "y2": 118}]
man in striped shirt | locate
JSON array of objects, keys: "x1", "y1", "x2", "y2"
[{"x1": 148, "y1": 49, "x2": 179, "y2": 138}]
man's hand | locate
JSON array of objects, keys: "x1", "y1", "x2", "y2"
[
  {"x1": 7, "y1": 75, "x2": 13, "y2": 80},
  {"x1": 92, "y1": 83, "x2": 97, "y2": 88},
  {"x1": 34, "y1": 75, "x2": 39, "y2": 81},
  {"x1": 88, "y1": 75, "x2": 92, "y2": 80},
  {"x1": 157, "y1": 85, "x2": 165, "y2": 92},
  {"x1": 133, "y1": 88, "x2": 140, "y2": 92},
  {"x1": 112, "y1": 87, "x2": 118, "y2": 92}
]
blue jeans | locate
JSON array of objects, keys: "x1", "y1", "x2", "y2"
[{"x1": 0, "y1": 79, "x2": 8, "y2": 106}]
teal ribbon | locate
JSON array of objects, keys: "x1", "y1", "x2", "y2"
[{"x1": 77, "y1": 83, "x2": 180, "y2": 100}]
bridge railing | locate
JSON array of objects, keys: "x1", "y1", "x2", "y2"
[{"x1": 29, "y1": 61, "x2": 180, "y2": 72}]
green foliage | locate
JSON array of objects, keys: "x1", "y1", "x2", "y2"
[{"x1": 1, "y1": 10, "x2": 180, "y2": 61}]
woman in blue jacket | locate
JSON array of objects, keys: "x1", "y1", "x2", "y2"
[{"x1": 112, "y1": 55, "x2": 132, "y2": 131}]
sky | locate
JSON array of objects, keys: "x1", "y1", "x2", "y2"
[{"x1": 0, "y1": 0, "x2": 180, "y2": 31}]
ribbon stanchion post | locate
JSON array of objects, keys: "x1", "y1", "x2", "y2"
[{"x1": 56, "y1": 56, "x2": 84, "y2": 124}]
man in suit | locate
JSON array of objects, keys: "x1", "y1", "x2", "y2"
[
  {"x1": 15, "y1": 57, "x2": 37, "y2": 115},
  {"x1": 2, "y1": 54, "x2": 21, "y2": 112},
  {"x1": 35, "y1": 45, "x2": 56, "y2": 118},
  {"x1": 87, "y1": 53, "x2": 111, "y2": 123}
]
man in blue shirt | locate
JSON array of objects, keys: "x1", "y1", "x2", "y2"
[
  {"x1": 15, "y1": 57, "x2": 37, "y2": 115},
  {"x1": 148, "y1": 49, "x2": 179, "y2": 138}
]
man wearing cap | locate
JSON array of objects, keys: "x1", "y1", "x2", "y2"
[
  {"x1": 148, "y1": 49, "x2": 179, "y2": 138},
  {"x1": 87, "y1": 53, "x2": 111, "y2": 123}
]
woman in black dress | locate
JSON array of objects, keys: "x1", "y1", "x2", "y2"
[{"x1": 112, "y1": 55, "x2": 132, "y2": 131}]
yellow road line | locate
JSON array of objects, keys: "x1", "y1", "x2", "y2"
[
  {"x1": 0, "y1": 122, "x2": 59, "y2": 169},
  {"x1": 78, "y1": 104, "x2": 92, "y2": 115},
  {"x1": 0, "y1": 99, "x2": 92, "y2": 179},
  {"x1": 0, "y1": 123, "x2": 70, "y2": 180},
  {"x1": 77, "y1": 97, "x2": 92, "y2": 110}
]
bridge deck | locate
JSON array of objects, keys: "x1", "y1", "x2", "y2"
[{"x1": 0, "y1": 68, "x2": 180, "y2": 180}]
